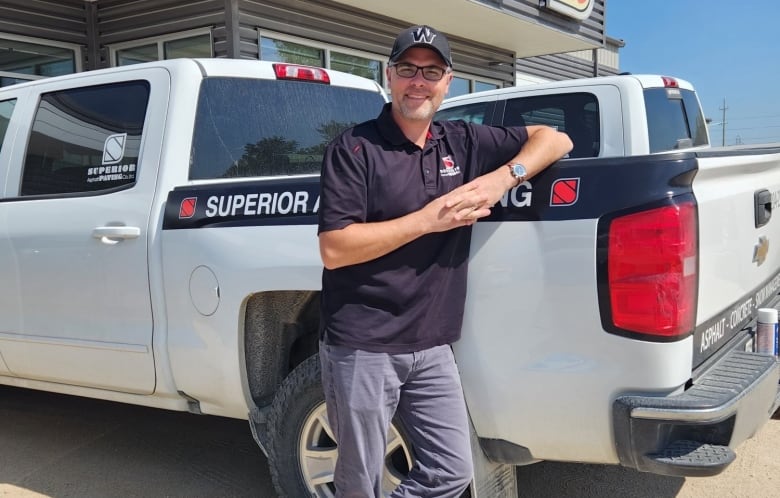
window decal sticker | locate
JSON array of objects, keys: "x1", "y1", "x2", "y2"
[{"x1": 102, "y1": 133, "x2": 127, "y2": 165}]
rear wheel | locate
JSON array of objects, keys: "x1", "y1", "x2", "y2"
[{"x1": 266, "y1": 354, "x2": 413, "y2": 497}]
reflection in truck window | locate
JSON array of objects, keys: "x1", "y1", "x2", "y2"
[
  {"x1": 644, "y1": 88, "x2": 708, "y2": 153},
  {"x1": 504, "y1": 92, "x2": 600, "y2": 158},
  {"x1": 20, "y1": 81, "x2": 149, "y2": 196},
  {"x1": 190, "y1": 78, "x2": 386, "y2": 180},
  {"x1": 434, "y1": 101, "x2": 490, "y2": 125},
  {"x1": 0, "y1": 99, "x2": 15, "y2": 154}
]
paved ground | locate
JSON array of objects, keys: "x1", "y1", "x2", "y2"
[{"x1": 1, "y1": 384, "x2": 778, "y2": 497}]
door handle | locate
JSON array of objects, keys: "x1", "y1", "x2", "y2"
[
  {"x1": 92, "y1": 226, "x2": 141, "y2": 245},
  {"x1": 754, "y1": 189, "x2": 772, "y2": 228}
]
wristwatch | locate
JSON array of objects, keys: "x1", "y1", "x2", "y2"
[{"x1": 508, "y1": 162, "x2": 527, "y2": 185}]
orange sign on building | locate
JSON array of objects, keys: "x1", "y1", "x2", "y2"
[{"x1": 543, "y1": 0, "x2": 594, "y2": 21}]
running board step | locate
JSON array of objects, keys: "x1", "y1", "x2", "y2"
[{"x1": 644, "y1": 440, "x2": 735, "y2": 477}]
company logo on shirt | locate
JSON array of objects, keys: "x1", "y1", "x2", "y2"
[{"x1": 440, "y1": 155, "x2": 461, "y2": 177}]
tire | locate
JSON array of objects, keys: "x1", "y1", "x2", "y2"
[{"x1": 266, "y1": 354, "x2": 414, "y2": 497}]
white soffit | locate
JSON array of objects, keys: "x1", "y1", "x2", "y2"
[{"x1": 332, "y1": 0, "x2": 599, "y2": 57}]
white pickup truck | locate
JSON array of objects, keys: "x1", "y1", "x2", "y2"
[{"x1": 0, "y1": 62, "x2": 778, "y2": 497}]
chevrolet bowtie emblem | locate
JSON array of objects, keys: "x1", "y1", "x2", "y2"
[{"x1": 753, "y1": 236, "x2": 769, "y2": 266}]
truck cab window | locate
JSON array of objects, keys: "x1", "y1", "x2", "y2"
[
  {"x1": 644, "y1": 88, "x2": 708, "y2": 153},
  {"x1": 189, "y1": 77, "x2": 384, "y2": 180},
  {"x1": 20, "y1": 81, "x2": 149, "y2": 196},
  {"x1": 0, "y1": 99, "x2": 15, "y2": 154},
  {"x1": 434, "y1": 101, "x2": 491, "y2": 125},
  {"x1": 504, "y1": 92, "x2": 600, "y2": 158}
]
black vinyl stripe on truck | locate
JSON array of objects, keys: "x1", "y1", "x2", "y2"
[
  {"x1": 162, "y1": 153, "x2": 700, "y2": 230},
  {"x1": 693, "y1": 268, "x2": 780, "y2": 368}
]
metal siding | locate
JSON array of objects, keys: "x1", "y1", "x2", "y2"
[
  {"x1": 95, "y1": 0, "x2": 225, "y2": 44},
  {"x1": 86, "y1": 0, "x2": 227, "y2": 68},
  {"x1": 0, "y1": 0, "x2": 611, "y2": 83},
  {"x1": 0, "y1": 0, "x2": 87, "y2": 45},
  {"x1": 478, "y1": 0, "x2": 605, "y2": 47},
  {"x1": 240, "y1": 0, "x2": 515, "y2": 85},
  {"x1": 516, "y1": 52, "x2": 618, "y2": 80},
  {"x1": 567, "y1": 46, "x2": 619, "y2": 71}
]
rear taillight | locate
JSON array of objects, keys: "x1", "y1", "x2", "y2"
[
  {"x1": 273, "y1": 63, "x2": 330, "y2": 84},
  {"x1": 606, "y1": 200, "x2": 698, "y2": 339}
]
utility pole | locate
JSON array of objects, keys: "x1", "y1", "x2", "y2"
[{"x1": 719, "y1": 98, "x2": 728, "y2": 146}]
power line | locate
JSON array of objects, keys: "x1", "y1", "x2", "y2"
[
  {"x1": 726, "y1": 114, "x2": 780, "y2": 121},
  {"x1": 728, "y1": 125, "x2": 780, "y2": 131}
]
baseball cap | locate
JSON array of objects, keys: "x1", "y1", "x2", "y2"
[{"x1": 389, "y1": 25, "x2": 452, "y2": 67}]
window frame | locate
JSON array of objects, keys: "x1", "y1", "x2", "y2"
[
  {"x1": 258, "y1": 30, "x2": 385, "y2": 86},
  {"x1": 109, "y1": 28, "x2": 213, "y2": 67},
  {"x1": 643, "y1": 88, "x2": 708, "y2": 153},
  {"x1": 448, "y1": 74, "x2": 502, "y2": 98},
  {"x1": 0, "y1": 98, "x2": 17, "y2": 155},
  {"x1": 19, "y1": 80, "x2": 151, "y2": 198},
  {"x1": 0, "y1": 32, "x2": 81, "y2": 76},
  {"x1": 502, "y1": 91, "x2": 602, "y2": 159}
]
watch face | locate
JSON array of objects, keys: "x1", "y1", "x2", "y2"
[{"x1": 512, "y1": 163, "x2": 527, "y2": 179}]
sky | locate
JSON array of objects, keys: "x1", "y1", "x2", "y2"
[{"x1": 606, "y1": 1, "x2": 780, "y2": 146}]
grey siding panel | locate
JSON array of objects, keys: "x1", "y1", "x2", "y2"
[
  {"x1": 239, "y1": 0, "x2": 515, "y2": 85},
  {"x1": 96, "y1": 0, "x2": 225, "y2": 44},
  {"x1": 89, "y1": 0, "x2": 228, "y2": 69},
  {"x1": 476, "y1": 0, "x2": 605, "y2": 50},
  {"x1": 0, "y1": 0, "x2": 87, "y2": 45},
  {"x1": 214, "y1": 25, "x2": 258, "y2": 59},
  {"x1": 517, "y1": 52, "x2": 617, "y2": 81}
]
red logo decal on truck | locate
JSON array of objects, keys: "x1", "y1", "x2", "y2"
[
  {"x1": 550, "y1": 178, "x2": 579, "y2": 206},
  {"x1": 180, "y1": 197, "x2": 197, "y2": 218}
]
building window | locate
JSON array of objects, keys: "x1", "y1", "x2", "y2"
[
  {"x1": 0, "y1": 72, "x2": 43, "y2": 88},
  {"x1": 331, "y1": 52, "x2": 382, "y2": 84},
  {"x1": 116, "y1": 44, "x2": 158, "y2": 66},
  {"x1": 475, "y1": 80, "x2": 499, "y2": 92},
  {"x1": 258, "y1": 31, "x2": 500, "y2": 95},
  {"x1": 259, "y1": 32, "x2": 383, "y2": 86},
  {"x1": 260, "y1": 37, "x2": 324, "y2": 67},
  {"x1": 164, "y1": 35, "x2": 212, "y2": 59},
  {"x1": 0, "y1": 36, "x2": 77, "y2": 78},
  {"x1": 449, "y1": 76, "x2": 500, "y2": 98},
  {"x1": 449, "y1": 77, "x2": 470, "y2": 98},
  {"x1": 113, "y1": 32, "x2": 211, "y2": 66}
]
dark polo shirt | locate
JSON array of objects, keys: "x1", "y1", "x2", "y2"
[{"x1": 318, "y1": 103, "x2": 527, "y2": 353}]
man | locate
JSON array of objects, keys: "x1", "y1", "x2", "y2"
[{"x1": 317, "y1": 25, "x2": 572, "y2": 497}]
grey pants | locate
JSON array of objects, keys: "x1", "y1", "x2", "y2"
[{"x1": 319, "y1": 342, "x2": 473, "y2": 498}]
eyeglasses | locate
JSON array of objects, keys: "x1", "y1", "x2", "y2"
[{"x1": 390, "y1": 62, "x2": 450, "y2": 82}]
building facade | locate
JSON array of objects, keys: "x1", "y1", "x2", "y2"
[{"x1": 0, "y1": 0, "x2": 619, "y2": 94}]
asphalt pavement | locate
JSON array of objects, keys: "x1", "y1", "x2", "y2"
[{"x1": 1, "y1": 385, "x2": 778, "y2": 497}]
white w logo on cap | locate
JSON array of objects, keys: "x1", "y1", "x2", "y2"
[{"x1": 412, "y1": 27, "x2": 436, "y2": 44}]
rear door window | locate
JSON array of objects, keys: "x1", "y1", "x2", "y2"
[
  {"x1": 190, "y1": 78, "x2": 385, "y2": 180},
  {"x1": 0, "y1": 99, "x2": 15, "y2": 154},
  {"x1": 503, "y1": 92, "x2": 600, "y2": 158},
  {"x1": 20, "y1": 81, "x2": 150, "y2": 196},
  {"x1": 644, "y1": 88, "x2": 708, "y2": 153}
]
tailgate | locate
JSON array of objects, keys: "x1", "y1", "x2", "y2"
[{"x1": 693, "y1": 146, "x2": 780, "y2": 367}]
